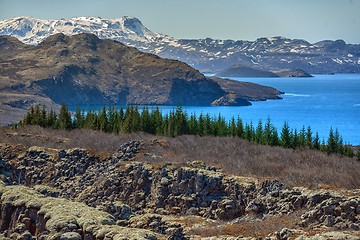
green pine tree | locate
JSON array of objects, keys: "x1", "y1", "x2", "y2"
[
  {"x1": 57, "y1": 103, "x2": 72, "y2": 130},
  {"x1": 326, "y1": 127, "x2": 337, "y2": 153},
  {"x1": 255, "y1": 120, "x2": 263, "y2": 144},
  {"x1": 306, "y1": 126, "x2": 313, "y2": 148},
  {"x1": 236, "y1": 116, "x2": 244, "y2": 138},
  {"x1": 313, "y1": 132, "x2": 320, "y2": 150},
  {"x1": 280, "y1": 121, "x2": 292, "y2": 148}
]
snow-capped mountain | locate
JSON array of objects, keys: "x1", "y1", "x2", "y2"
[
  {"x1": 1, "y1": 16, "x2": 360, "y2": 73},
  {"x1": 0, "y1": 16, "x2": 161, "y2": 44}
]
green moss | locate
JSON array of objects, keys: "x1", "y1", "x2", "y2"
[{"x1": 0, "y1": 184, "x2": 157, "y2": 239}]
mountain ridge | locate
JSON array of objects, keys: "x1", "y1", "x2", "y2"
[
  {"x1": 0, "y1": 33, "x2": 282, "y2": 125},
  {"x1": 1, "y1": 16, "x2": 360, "y2": 73}
]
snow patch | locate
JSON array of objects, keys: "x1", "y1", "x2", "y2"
[{"x1": 332, "y1": 58, "x2": 343, "y2": 64}]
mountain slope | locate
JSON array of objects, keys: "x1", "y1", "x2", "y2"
[
  {"x1": 0, "y1": 33, "x2": 283, "y2": 125},
  {"x1": 0, "y1": 33, "x2": 224, "y2": 106},
  {"x1": 1, "y1": 16, "x2": 360, "y2": 73}
]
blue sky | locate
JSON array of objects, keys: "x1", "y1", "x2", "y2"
[{"x1": 1, "y1": 0, "x2": 359, "y2": 43}]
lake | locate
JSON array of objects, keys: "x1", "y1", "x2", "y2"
[
  {"x1": 210, "y1": 74, "x2": 360, "y2": 145},
  {"x1": 71, "y1": 74, "x2": 360, "y2": 145}
]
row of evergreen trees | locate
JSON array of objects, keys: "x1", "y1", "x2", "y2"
[{"x1": 17, "y1": 104, "x2": 357, "y2": 158}]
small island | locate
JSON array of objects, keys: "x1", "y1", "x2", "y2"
[{"x1": 215, "y1": 64, "x2": 313, "y2": 78}]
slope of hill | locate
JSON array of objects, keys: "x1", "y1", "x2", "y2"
[
  {"x1": 0, "y1": 33, "x2": 282, "y2": 125},
  {"x1": 1, "y1": 16, "x2": 360, "y2": 73}
]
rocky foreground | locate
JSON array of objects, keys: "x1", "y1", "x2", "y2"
[{"x1": 0, "y1": 140, "x2": 359, "y2": 239}]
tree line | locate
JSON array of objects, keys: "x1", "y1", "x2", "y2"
[{"x1": 16, "y1": 104, "x2": 357, "y2": 158}]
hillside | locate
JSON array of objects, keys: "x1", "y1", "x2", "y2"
[
  {"x1": 0, "y1": 126, "x2": 359, "y2": 239},
  {"x1": 0, "y1": 33, "x2": 282, "y2": 125},
  {"x1": 1, "y1": 16, "x2": 360, "y2": 73}
]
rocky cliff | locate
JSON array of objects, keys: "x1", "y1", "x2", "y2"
[{"x1": 0, "y1": 141, "x2": 359, "y2": 239}]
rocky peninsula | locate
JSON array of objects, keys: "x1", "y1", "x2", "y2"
[{"x1": 0, "y1": 33, "x2": 282, "y2": 126}]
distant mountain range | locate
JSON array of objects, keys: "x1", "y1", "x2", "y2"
[{"x1": 1, "y1": 16, "x2": 360, "y2": 73}]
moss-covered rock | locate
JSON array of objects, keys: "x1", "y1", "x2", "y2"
[{"x1": 0, "y1": 182, "x2": 157, "y2": 239}]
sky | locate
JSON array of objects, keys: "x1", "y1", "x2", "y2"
[{"x1": 1, "y1": 0, "x2": 359, "y2": 44}]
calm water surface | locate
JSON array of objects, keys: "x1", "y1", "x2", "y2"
[{"x1": 71, "y1": 74, "x2": 360, "y2": 145}]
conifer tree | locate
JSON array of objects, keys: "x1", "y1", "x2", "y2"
[
  {"x1": 140, "y1": 106, "x2": 152, "y2": 133},
  {"x1": 174, "y1": 106, "x2": 187, "y2": 136},
  {"x1": 263, "y1": 117, "x2": 272, "y2": 145},
  {"x1": 99, "y1": 106, "x2": 108, "y2": 132},
  {"x1": 33, "y1": 105, "x2": 41, "y2": 125},
  {"x1": 244, "y1": 122, "x2": 254, "y2": 141},
  {"x1": 306, "y1": 126, "x2": 313, "y2": 148},
  {"x1": 73, "y1": 107, "x2": 85, "y2": 129},
  {"x1": 313, "y1": 132, "x2": 320, "y2": 150},
  {"x1": 280, "y1": 121, "x2": 292, "y2": 148},
  {"x1": 24, "y1": 106, "x2": 33, "y2": 125},
  {"x1": 343, "y1": 144, "x2": 354, "y2": 157},
  {"x1": 270, "y1": 127, "x2": 279, "y2": 146},
  {"x1": 299, "y1": 126, "x2": 306, "y2": 147},
  {"x1": 292, "y1": 129, "x2": 299, "y2": 149},
  {"x1": 229, "y1": 117, "x2": 237, "y2": 137},
  {"x1": 198, "y1": 113, "x2": 206, "y2": 136},
  {"x1": 40, "y1": 106, "x2": 47, "y2": 127},
  {"x1": 236, "y1": 116, "x2": 244, "y2": 138},
  {"x1": 57, "y1": 103, "x2": 72, "y2": 130},
  {"x1": 151, "y1": 107, "x2": 163, "y2": 135},
  {"x1": 188, "y1": 113, "x2": 198, "y2": 135},
  {"x1": 255, "y1": 120, "x2": 263, "y2": 144},
  {"x1": 326, "y1": 127, "x2": 337, "y2": 153}
]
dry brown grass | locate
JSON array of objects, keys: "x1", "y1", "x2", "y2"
[
  {"x1": 1, "y1": 126, "x2": 359, "y2": 189},
  {"x1": 0, "y1": 126, "x2": 147, "y2": 157}
]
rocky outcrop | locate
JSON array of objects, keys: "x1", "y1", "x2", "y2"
[
  {"x1": 0, "y1": 182, "x2": 157, "y2": 240},
  {"x1": 0, "y1": 142, "x2": 359, "y2": 239}
]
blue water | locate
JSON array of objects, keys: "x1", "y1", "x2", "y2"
[
  {"x1": 213, "y1": 74, "x2": 360, "y2": 145},
  {"x1": 71, "y1": 74, "x2": 360, "y2": 145}
]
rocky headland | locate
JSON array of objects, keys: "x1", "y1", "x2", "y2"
[
  {"x1": 0, "y1": 131, "x2": 359, "y2": 239},
  {"x1": 0, "y1": 33, "x2": 282, "y2": 126}
]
